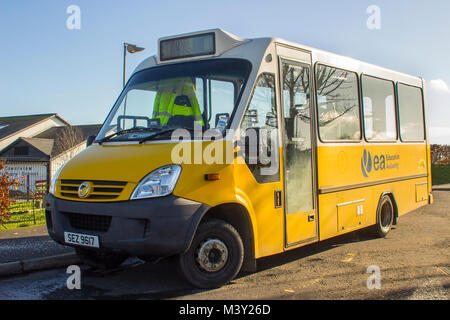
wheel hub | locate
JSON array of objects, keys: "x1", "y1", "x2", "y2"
[
  {"x1": 195, "y1": 239, "x2": 228, "y2": 272},
  {"x1": 381, "y1": 202, "x2": 392, "y2": 228}
]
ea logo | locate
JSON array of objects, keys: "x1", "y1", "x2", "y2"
[
  {"x1": 361, "y1": 149, "x2": 387, "y2": 178},
  {"x1": 78, "y1": 182, "x2": 92, "y2": 198},
  {"x1": 361, "y1": 149, "x2": 372, "y2": 178}
]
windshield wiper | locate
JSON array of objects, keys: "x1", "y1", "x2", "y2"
[
  {"x1": 138, "y1": 127, "x2": 196, "y2": 144},
  {"x1": 97, "y1": 127, "x2": 160, "y2": 145}
]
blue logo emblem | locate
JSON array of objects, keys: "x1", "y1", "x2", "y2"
[
  {"x1": 361, "y1": 149, "x2": 372, "y2": 178},
  {"x1": 361, "y1": 150, "x2": 389, "y2": 177}
]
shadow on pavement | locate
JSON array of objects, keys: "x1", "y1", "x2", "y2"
[{"x1": 255, "y1": 227, "x2": 379, "y2": 272}]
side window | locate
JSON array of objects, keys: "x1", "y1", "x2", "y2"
[
  {"x1": 281, "y1": 62, "x2": 314, "y2": 213},
  {"x1": 398, "y1": 84, "x2": 425, "y2": 141},
  {"x1": 316, "y1": 65, "x2": 361, "y2": 141},
  {"x1": 195, "y1": 78, "x2": 205, "y2": 114},
  {"x1": 240, "y1": 73, "x2": 279, "y2": 183},
  {"x1": 241, "y1": 73, "x2": 278, "y2": 131},
  {"x1": 208, "y1": 80, "x2": 235, "y2": 129},
  {"x1": 14, "y1": 146, "x2": 29, "y2": 156},
  {"x1": 282, "y1": 63, "x2": 311, "y2": 149},
  {"x1": 362, "y1": 75, "x2": 397, "y2": 141}
]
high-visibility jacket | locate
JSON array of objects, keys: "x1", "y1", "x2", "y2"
[{"x1": 152, "y1": 77, "x2": 204, "y2": 126}]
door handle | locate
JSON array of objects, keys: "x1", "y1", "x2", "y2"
[{"x1": 274, "y1": 190, "x2": 282, "y2": 208}]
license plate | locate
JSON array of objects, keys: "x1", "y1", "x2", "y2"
[{"x1": 64, "y1": 232, "x2": 99, "y2": 248}]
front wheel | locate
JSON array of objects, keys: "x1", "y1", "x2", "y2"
[
  {"x1": 374, "y1": 195, "x2": 394, "y2": 238},
  {"x1": 177, "y1": 219, "x2": 244, "y2": 289}
]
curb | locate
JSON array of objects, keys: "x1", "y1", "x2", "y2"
[
  {"x1": 432, "y1": 185, "x2": 450, "y2": 191},
  {"x1": 0, "y1": 252, "x2": 81, "y2": 278}
]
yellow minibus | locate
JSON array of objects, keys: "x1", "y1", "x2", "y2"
[{"x1": 46, "y1": 29, "x2": 432, "y2": 288}]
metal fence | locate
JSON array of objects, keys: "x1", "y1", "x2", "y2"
[{"x1": 2, "y1": 173, "x2": 48, "y2": 230}]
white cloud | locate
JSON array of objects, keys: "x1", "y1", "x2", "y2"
[
  {"x1": 427, "y1": 79, "x2": 450, "y2": 145},
  {"x1": 429, "y1": 79, "x2": 450, "y2": 94}
]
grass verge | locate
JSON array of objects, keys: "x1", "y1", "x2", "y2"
[{"x1": 0, "y1": 209, "x2": 46, "y2": 230}]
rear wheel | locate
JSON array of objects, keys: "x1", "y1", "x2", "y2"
[
  {"x1": 374, "y1": 195, "x2": 394, "y2": 238},
  {"x1": 75, "y1": 247, "x2": 127, "y2": 269},
  {"x1": 177, "y1": 219, "x2": 244, "y2": 288}
]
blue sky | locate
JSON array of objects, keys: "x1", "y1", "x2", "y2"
[{"x1": 1, "y1": 0, "x2": 449, "y2": 143}]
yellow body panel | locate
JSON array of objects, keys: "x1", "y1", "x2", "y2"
[
  {"x1": 174, "y1": 144, "x2": 285, "y2": 258},
  {"x1": 316, "y1": 144, "x2": 429, "y2": 240},
  {"x1": 317, "y1": 144, "x2": 428, "y2": 190},
  {"x1": 285, "y1": 209, "x2": 315, "y2": 245}
]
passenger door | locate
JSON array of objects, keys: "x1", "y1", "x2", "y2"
[
  {"x1": 279, "y1": 54, "x2": 317, "y2": 247},
  {"x1": 237, "y1": 72, "x2": 284, "y2": 257}
]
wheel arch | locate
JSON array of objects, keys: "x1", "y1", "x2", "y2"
[
  {"x1": 185, "y1": 202, "x2": 257, "y2": 272},
  {"x1": 378, "y1": 191, "x2": 398, "y2": 225}
]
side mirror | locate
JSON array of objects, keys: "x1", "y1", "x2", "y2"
[
  {"x1": 215, "y1": 113, "x2": 230, "y2": 128},
  {"x1": 86, "y1": 135, "x2": 96, "y2": 147}
]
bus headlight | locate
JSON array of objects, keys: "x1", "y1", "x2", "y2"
[
  {"x1": 130, "y1": 165, "x2": 181, "y2": 200},
  {"x1": 49, "y1": 163, "x2": 66, "y2": 195}
]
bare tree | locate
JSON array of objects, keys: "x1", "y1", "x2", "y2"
[
  {"x1": 431, "y1": 144, "x2": 450, "y2": 165},
  {"x1": 54, "y1": 126, "x2": 84, "y2": 155},
  {"x1": 315, "y1": 66, "x2": 358, "y2": 128},
  {"x1": 281, "y1": 64, "x2": 356, "y2": 127},
  {"x1": 282, "y1": 64, "x2": 310, "y2": 119}
]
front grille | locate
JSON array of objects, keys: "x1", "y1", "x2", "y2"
[
  {"x1": 64, "y1": 212, "x2": 112, "y2": 232},
  {"x1": 59, "y1": 180, "x2": 127, "y2": 200}
]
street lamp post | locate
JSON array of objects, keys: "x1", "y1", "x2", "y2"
[{"x1": 123, "y1": 43, "x2": 145, "y2": 87}]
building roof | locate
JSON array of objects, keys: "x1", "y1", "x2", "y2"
[
  {"x1": 21, "y1": 138, "x2": 54, "y2": 156},
  {"x1": 35, "y1": 124, "x2": 102, "y2": 156},
  {"x1": 0, "y1": 137, "x2": 54, "y2": 162},
  {"x1": 35, "y1": 124, "x2": 102, "y2": 141},
  {"x1": 0, "y1": 123, "x2": 102, "y2": 161},
  {"x1": 0, "y1": 113, "x2": 70, "y2": 141}
]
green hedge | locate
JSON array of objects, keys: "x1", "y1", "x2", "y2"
[{"x1": 432, "y1": 165, "x2": 450, "y2": 186}]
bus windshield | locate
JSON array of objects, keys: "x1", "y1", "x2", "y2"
[{"x1": 96, "y1": 59, "x2": 252, "y2": 142}]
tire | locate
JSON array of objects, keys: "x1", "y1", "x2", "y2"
[
  {"x1": 177, "y1": 219, "x2": 244, "y2": 289},
  {"x1": 374, "y1": 195, "x2": 394, "y2": 238},
  {"x1": 75, "y1": 247, "x2": 127, "y2": 269}
]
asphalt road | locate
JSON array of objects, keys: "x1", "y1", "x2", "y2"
[
  {"x1": 0, "y1": 225, "x2": 73, "y2": 264},
  {"x1": 0, "y1": 190, "x2": 448, "y2": 300}
]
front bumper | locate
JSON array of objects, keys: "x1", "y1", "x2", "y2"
[{"x1": 45, "y1": 193, "x2": 209, "y2": 257}]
